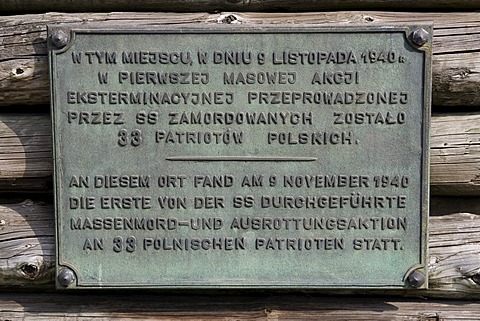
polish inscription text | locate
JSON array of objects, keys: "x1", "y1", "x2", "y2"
[{"x1": 51, "y1": 28, "x2": 428, "y2": 287}]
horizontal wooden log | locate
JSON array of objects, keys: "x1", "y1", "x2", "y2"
[
  {"x1": 2, "y1": 113, "x2": 479, "y2": 195},
  {"x1": 430, "y1": 113, "x2": 480, "y2": 195},
  {"x1": 427, "y1": 212, "x2": 480, "y2": 298},
  {"x1": 1, "y1": 0, "x2": 480, "y2": 13},
  {"x1": 0, "y1": 201, "x2": 54, "y2": 286},
  {"x1": 1, "y1": 12, "x2": 480, "y2": 107},
  {"x1": 2, "y1": 294, "x2": 480, "y2": 321},
  {"x1": 0, "y1": 114, "x2": 52, "y2": 192},
  {"x1": 1, "y1": 200, "x2": 480, "y2": 298}
]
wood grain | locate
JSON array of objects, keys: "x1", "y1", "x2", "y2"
[
  {"x1": 1, "y1": 5, "x2": 480, "y2": 318},
  {"x1": 1, "y1": 113, "x2": 479, "y2": 195},
  {"x1": 427, "y1": 212, "x2": 480, "y2": 298},
  {"x1": 1, "y1": 0, "x2": 480, "y2": 13},
  {"x1": 0, "y1": 114, "x2": 52, "y2": 192},
  {"x1": 2, "y1": 294, "x2": 480, "y2": 320},
  {"x1": 430, "y1": 113, "x2": 480, "y2": 195},
  {"x1": 0, "y1": 201, "x2": 54, "y2": 287},
  {"x1": 1, "y1": 200, "x2": 480, "y2": 297},
  {"x1": 1, "y1": 12, "x2": 480, "y2": 106}
]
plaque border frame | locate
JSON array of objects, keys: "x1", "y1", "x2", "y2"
[{"x1": 49, "y1": 24, "x2": 431, "y2": 289}]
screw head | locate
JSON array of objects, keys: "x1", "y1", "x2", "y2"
[
  {"x1": 51, "y1": 30, "x2": 69, "y2": 48},
  {"x1": 57, "y1": 267, "x2": 76, "y2": 287},
  {"x1": 411, "y1": 28, "x2": 429, "y2": 47},
  {"x1": 407, "y1": 270, "x2": 426, "y2": 288}
]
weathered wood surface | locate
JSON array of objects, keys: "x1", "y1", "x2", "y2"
[
  {"x1": 0, "y1": 201, "x2": 54, "y2": 287},
  {"x1": 428, "y1": 212, "x2": 480, "y2": 298},
  {"x1": 1, "y1": 12, "x2": 480, "y2": 107},
  {"x1": 2, "y1": 294, "x2": 480, "y2": 321},
  {"x1": 0, "y1": 114, "x2": 51, "y2": 192},
  {"x1": 430, "y1": 113, "x2": 480, "y2": 195},
  {"x1": 2, "y1": 0, "x2": 480, "y2": 13},
  {"x1": 1, "y1": 113, "x2": 479, "y2": 195},
  {"x1": 1, "y1": 200, "x2": 480, "y2": 297}
]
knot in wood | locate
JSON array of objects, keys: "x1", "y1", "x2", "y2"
[
  {"x1": 363, "y1": 16, "x2": 375, "y2": 22},
  {"x1": 10, "y1": 66, "x2": 33, "y2": 79},
  {"x1": 221, "y1": 14, "x2": 238, "y2": 24},
  {"x1": 20, "y1": 263, "x2": 39, "y2": 279}
]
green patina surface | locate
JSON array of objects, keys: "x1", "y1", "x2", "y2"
[{"x1": 49, "y1": 26, "x2": 431, "y2": 289}]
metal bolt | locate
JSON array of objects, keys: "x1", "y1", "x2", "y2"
[
  {"x1": 407, "y1": 270, "x2": 426, "y2": 288},
  {"x1": 57, "y1": 267, "x2": 76, "y2": 287},
  {"x1": 411, "y1": 28, "x2": 429, "y2": 47},
  {"x1": 51, "y1": 30, "x2": 69, "y2": 48}
]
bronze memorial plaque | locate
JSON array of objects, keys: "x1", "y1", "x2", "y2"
[{"x1": 49, "y1": 25, "x2": 431, "y2": 289}]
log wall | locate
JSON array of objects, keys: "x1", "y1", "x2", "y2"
[
  {"x1": 1, "y1": 5, "x2": 480, "y2": 319},
  {"x1": 1, "y1": 0, "x2": 480, "y2": 13},
  {"x1": 3, "y1": 201, "x2": 480, "y2": 298},
  {"x1": 1, "y1": 113, "x2": 479, "y2": 194},
  {"x1": 2, "y1": 12, "x2": 480, "y2": 107}
]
